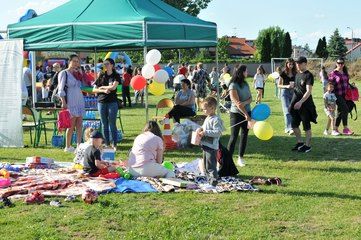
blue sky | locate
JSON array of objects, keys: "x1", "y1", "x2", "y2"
[{"x1": 1, "y1": 0, "x2": 360, "y2": 49}]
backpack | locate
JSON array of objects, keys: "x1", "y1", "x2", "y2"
[
  {"x1": 217, "y1": 143, "x2": 239, "y2": 177},
  {"x1": 346, "y1": 100, "x2": 357, "y2": 121}
]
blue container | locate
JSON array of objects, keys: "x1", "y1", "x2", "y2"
[{"x1": 52, "y1": 135, "x2": 64, "y2": 148}]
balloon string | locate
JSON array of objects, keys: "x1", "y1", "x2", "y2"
[{"x1": 229, "y1": 119, "x2": 247, "y2": 129}]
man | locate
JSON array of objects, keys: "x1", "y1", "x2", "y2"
[
  {"x1": 48, "y1": 63, "x2": 62, "y2": 101},
  {"x1": 290, "y1": 56, "x2": 317, "y2": 153},
  {"x1": 23, "y1": 60, "x2": 32, "y2": 98}
]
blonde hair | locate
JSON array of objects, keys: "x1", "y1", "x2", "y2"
[
  {"x1": 84, "y1": 127, "x2": 94, "y2": 142},
  {"x1": 203, "y1": 96, "x2": 217, "y2": 109}
]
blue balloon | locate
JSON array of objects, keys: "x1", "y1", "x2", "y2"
[
  {"x1": 251, "y1": 103, "x2": 271, "y2": 121},
  {"x1": 163, "y1": 66, "x2": 174, "y2": 77}
]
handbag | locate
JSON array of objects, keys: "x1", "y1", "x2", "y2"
[
  {"x1": 58, "y1": 109, "x2": 71, "y2": 132},
  {"x1": 345, "y1": 83, "x2": 359, "y2": 101}
]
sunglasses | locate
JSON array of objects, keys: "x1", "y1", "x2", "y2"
[{"x1": 336, "y1": 62, "x2": 344, "y2": 64}]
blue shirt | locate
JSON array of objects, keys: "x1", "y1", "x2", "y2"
[{"x1": 229, "y1": 82, "x2": 251, "y2": 113}]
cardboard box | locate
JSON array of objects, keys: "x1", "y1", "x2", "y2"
[
  {"x1": 191, "y1": 131, "x2": 201, "y2": 145},
  {"x1": 102, "y1": 149, "x2": 115, "y2": 161}
]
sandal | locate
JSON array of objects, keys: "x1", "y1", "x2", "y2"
[
  {"x1": 249, "y1": 176, "x2": 271, "y2": 185},
  {"x1": 267, "y1": 177, "x2": 282, "y2": 186}
]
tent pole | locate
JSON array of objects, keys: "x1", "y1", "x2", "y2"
[
  {"x1": 31, "y1": 51, "x2": 36, "y2": 108},
  {"x1": 144, "y1": 46, "x2": 148, "y2": 122},
  {"x1": 216, "y1": 47, "x2": 220, "y2": 115},
  {"x1": 94, "y1": 48, "x2": 97, "y2": 80}
]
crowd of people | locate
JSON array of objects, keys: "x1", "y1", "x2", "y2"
[{"x1": 21, "y1": 54, "x2": 356, "y2": 186}]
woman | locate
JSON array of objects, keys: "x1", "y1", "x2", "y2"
[
  {"x1": 227, "y1": 65, "x2": 252, "y2": 167},
  {"x1": 128, "y1": 121, "x2": 175, "y2": 178},
  {"x1": 192, "y1": 62, "x2": 209, "y2": 111},
  {"x1": 219, "y1": 65, "x2": 231, "y2": 87},
  {"x1": 58, "y1": 54, "x2": 85, "y2": 152},
  {"x1": 166, "y1": 79, "x2": 196, "y2": 123},
  {"x1": 320, "y1": 66, "x2": 328, "y2": 93},
  {"x1": 278, "y1": 58, "x2": 297, "y2": 135},
  {"x1": 328, "y1": 58, "x2": 353, "y2": 135},
  {"x1": 93, "y1": 58, "x2": 120, "y2": 150}
]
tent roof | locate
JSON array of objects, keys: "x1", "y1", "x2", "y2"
[{"x1": 7, "y1": 0, "x2": 217, "y2": 51}]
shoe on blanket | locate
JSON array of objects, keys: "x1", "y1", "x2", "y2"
[
  {"x1": 50, "y1": 200, "x2": 62, "y2": 207},
  {"x1": 25, "y1": 191, "x2": 45, "y2": 204}
]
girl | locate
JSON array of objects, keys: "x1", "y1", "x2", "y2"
[
  {"x1": 320, "y1": 66, "x2": 328, "y2": 93},
  {"x1": 74, "y1": 127, "x2": 94, "y2": 164},
  {"x1": 253, "y1": 65, "x2": 266, "y2": 104},
  {"x1": 323, "y1": 83, "x2": 339, "y2": 136},
  {"x1": 41, "y1": 79, "x2": 50, "y2": 102}
]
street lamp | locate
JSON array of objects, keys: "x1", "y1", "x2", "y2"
[{"x1": 347, "y1": 27, "x2": 354, "y2": 60}]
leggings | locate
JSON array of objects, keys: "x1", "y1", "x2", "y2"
[
  {"x1": 335, "y1": 95, "x2": 349, "y2": 127},
  {"x1": 227, "y1": 112, "x2": 249, "y2": 158}
]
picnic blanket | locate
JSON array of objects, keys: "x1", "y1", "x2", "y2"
[{"x1": 111, "y1": 178, "x2": 157, "y2": 193}]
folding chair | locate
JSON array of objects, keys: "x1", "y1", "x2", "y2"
[
  {"x1": 22, "y1": 106, "x2": 47, "y2": 147},
  {"x1": 153, "y1": 98, "x2": 174, "y2": 120}
]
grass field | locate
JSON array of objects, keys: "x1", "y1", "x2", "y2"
[{"x1": 1, "y1": 78, "x2": 360, "y2": 240}]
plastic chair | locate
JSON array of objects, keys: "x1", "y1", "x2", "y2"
[
  {"x1": 22, "y1": 106, "x2": 47, "y2": 147},
  {"x1": 155, "y1": 98, "x2": 174, "y2": 117}
]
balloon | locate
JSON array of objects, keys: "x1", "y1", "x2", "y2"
[
  {"x1": 130, "y1": 75, "x2": 147, "y2": 90},
  {"x1": 141, "y1": 64, "x2": 155, "y2": 79},
  {"x1": 153, "y1": 69, "x2": 169, "y2": 83},
  {"x1": 154, "y1": 64, "x2": 161, "y2": 71},
  {"x1": 251, "y1": 103, "x2": 271, "y2": 121},
  {"x1": 253, "y1": 121, "x2": 273, "y2": 141},
  {"x1": 146, "y1": 49, "x2": 161, "y2": 65},
  {"x1": 162, "y1": 161, "x2": 174, "y2": 170},
  {"x1": 149, "y1": 81, "x2": 165, "y2": 96},
  {"x1": 23, "y1": 51, "x2": 29, "y2": 59},
  {"x1": 163, "y1": 66, "x2": 174, "y2": 77}
]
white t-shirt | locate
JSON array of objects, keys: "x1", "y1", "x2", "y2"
[
  {"x1": 254, "y1": 74, "x2": 265, "y2": 88},
  {"x1": 74, "y1": 142, "x2": 92, "y2": 165},
  {"x1": 323, "y1": 92, "x2": 337, "y2": 108},
  {"x1": 23, "y1": 67, "x2": 32, "y2": 87},
  {"x1": 42, "y1": 87, "x2": 49, "y2": 99}
]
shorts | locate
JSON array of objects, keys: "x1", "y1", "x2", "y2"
[
  {"x1": 291, "y1": 109, "x2": 312, "y2": 131},
  {"x1": 324, "y1": 108, "x2": 336, "y2": 118},
  {"x1": 256, "y1": 87, "x2": 264, "y2": 90}
]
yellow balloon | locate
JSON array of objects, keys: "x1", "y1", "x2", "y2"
[
  {"x1": 149, "y1": 81, "x2": 165, "y2": 96},
  {"x1": 253, "y1": 121, "x2": 273, "y2": 141}
]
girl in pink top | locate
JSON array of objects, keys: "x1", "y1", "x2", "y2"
[{"x1": 128, "y1": 121, "x2": 175, "y2": 178}]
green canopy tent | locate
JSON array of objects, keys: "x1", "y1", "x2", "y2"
[{"x1": 7, "y1": 0, "x2": 218, "y2": 120}]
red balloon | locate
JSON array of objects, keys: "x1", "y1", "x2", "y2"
[
  {"x1": 130, "y1": 75, "x2": 147, "y2": 90},
  {"x1": 154, "y1": 64, "x2": 161, "y2": 71},
  {"x1": 23, "y1": 51, "x2": 29, "y2": 59}
]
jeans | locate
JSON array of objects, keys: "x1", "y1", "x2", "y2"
[
  {"x1": 227, "y1": 112, "x2": 249, "y2": 158},
  {"x1": 202, "y1": 145, "x2": 218, "y2": 182},
  {"x1": 98, "y1": 101, "x2": 118, "y2": 146},
  {"x1": 280, "y1": 89, "x2": 293, "y2": 132}
]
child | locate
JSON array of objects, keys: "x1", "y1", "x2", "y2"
[
  {"x1": 83, "y1": 130, "x2": 116, "y2": 177},
  {"x1": 274, "y1": 66, "x2": 282, "y2": 98},
  {"x1": 196, "y1": 97, "x2": 225, "y2": 186},
  {"x1": 41, "y1": 79, "x2": 50, "y2": 101},
  {"x1": 253, "y1": 65, "x2": 266, "y2": 104},
  {"x1": 323, "y1": 83, "x2": 339, "y2": 136},
  {"x1": 122, "y1": 66, "x2": 132, "y2": 108},
  {"x1": 74, "y1": 127, "x2": 94, "y2": 165}
]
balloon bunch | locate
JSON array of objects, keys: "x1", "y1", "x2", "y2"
[
  {"x1": 230, "y1": 103, "x2": 274, "y2": 141},
  {"x1": 130, "y1": 49, "x2": 168, "y2": 96}
]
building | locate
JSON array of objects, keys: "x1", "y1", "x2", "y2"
[
  {"x1": 344, "y1": 38, "x2": 361, "y2": 51},
  {"x1": 227, "y1": 37, "x2": 256, "y2": 58},
  {"x1": 345, "y1": 42, "x2": 361, "y2": 61},
  {"x1": 292, "y1": 46, "x2": 312, "y2": 58}
]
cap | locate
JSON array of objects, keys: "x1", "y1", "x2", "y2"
[
  {"x1": 296, "y1": 56, "x2": 307, "y2": 64},
  {"x1": 90, "y1": 130, "x2": 103, "y2": 139}
]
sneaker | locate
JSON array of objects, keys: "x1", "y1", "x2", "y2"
[
  {"x1": 291, "y1": 143, "x2": 304, "y2": 151},
  {"x1": 64, "y1": 146, "x2": 75, "y2": 153},
  {"x1": 343, "y1": 128, "x2": 354, "y2": 135},
  {"x1": 323, "y1": 130, "x2": 329, "y2": 135},
  {"x1": 50, "y1": 200, "x2": 62, "y2": 207},
  {"x1": 288, "y1": 130, "x2": 294, "y2": 135},
  {"x1": 298, "y1": 145, "x2": 312, "y2": 153},
  {"x1": 331, "y1": 130, "x2": 340, "y2": 136},
  {"x1": 237, "y1": 157, "x2": 246, "y2": 167}
]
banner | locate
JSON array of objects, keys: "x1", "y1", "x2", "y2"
[{"x1": 0, "y1": 39, "x2": 24, "y2": 147}]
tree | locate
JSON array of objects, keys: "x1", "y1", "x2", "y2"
[
  {"x1": 315, "y1": 37, "x2": 329, "y2": 59},
  {"x1": 217, "y1": 36, "x2": 230, "y2": 61},
  {"x1": 282, "y1": 32, "x2": 293, "y2": 57},
  {"x1": 255, "y1": 26, "x2": 286, "y2": 62},
  {"x1": 328, "y1": 28, "x2": 348, "y2": 59},
  {"x1": 162, "y1": 0, "x2": 212, "y2": 16}
]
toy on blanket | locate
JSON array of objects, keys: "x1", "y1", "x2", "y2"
[
  {"x1": 162, "y1": 161, "x2": 174, "y2": 171},
  {"x1": 82, "y1": 189, "x2": 98, "y2": 204},
  {"x1": 116, "y1": 167, "x2": 132, "y2": 179},
  {"x1": 26, "y1": 157, "x2": 54, "y2": 169},
  {"x1": 0, "y1": 169, "x2": 11, "y2": 188}
]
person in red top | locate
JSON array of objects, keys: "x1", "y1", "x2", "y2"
[
  {"x1": 178, "y1": 62, "x2": 188, "y2": 76},
  {"x1": 122, "y1": 66, "x2": 132, "y2": 107},
  {"x1": 83, "y1": 65, "x2": 95, "y2": 86}
]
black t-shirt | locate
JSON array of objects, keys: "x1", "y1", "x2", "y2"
[
  {"x1": 95, "y1": 72, "x2": 120, "y2": 103},
  {"x1": 84, "y1": 145, "x2": 101, "y2": 174},
  {"x1": 294, "y1": 70, "x2": 314, "y2": 98},
  {"x1": 280, "y1": 71, "x2": 295, "y2": 85}
]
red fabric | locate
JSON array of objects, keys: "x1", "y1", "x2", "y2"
[
  {"x1": 122, "y1": 72, "x2": 132, "y2": 86},
  {"x1": 90, "y1": 168, "x2": 110, "y2": 177},
  {"x1": 178, "y1": 67, "x2": 187, "y2": 76},
  {"x1": 345, "y1": 85, "x2": 359, "y2": 101},
  {"x1": 58, "y1": 110, "x2": 71, "y2": 132},
  {"x1": 84, "y1": 72, "x2": 95, "y2": 86},
  {"x1": 99, "y1": 172, "x2": 120, "y2": 179}
]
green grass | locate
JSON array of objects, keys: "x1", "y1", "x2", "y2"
[{"x1": 1, "y1": 79, "x2": 361, "y2": 240}]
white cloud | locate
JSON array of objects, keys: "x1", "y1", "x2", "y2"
[{"x1": 12, "y1": 0, "x2": 69, "y2": 16}]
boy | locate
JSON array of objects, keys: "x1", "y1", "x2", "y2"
[
  {"x1": 323, "y1": 83, "x2": 339, "y2": 136},
  {"x1": 197, "y1": 97, "x2": 225, "y2": 186},
  {"x1": 290, "y1": 56, "x2": 318, "y2": 153},
  {"x1": 83, "y1": 130, "x2": 116, "y2": 176}
]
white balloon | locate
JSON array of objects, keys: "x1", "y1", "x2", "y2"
[
  {"x1": 153, "y1": 69, "x2": 169, "y2": 83},
  {"x1": 146, "y1": 49, "x2": 161, "y2": 65},
  {"x1": 141, "y1": 64, "x2": 155, "y2": 79},
  {"x1": 173, "y1": 74, "x2": 185, "y2": 84}
]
